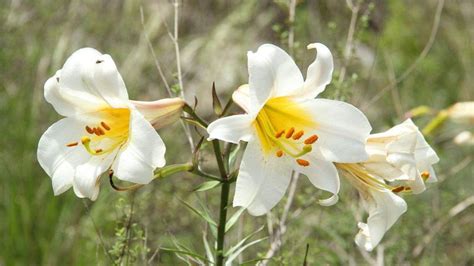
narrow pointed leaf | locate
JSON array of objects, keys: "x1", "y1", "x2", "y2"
[
  {"x1": 160, "y1": 247, "x2": 209, "y2": 263},
  {"x1": 202, "y1": 233, "x2": 215, "y2": 264},
  {"x1": 194, "y1": 180, "x2": 221, "y2": 192},
  {"x1": 225, "y1": 207, "x2": 245, "y2": 232},
  {"x1": 178, "y1": 198, "x2": 217, "y2": 227},
  {"x1": 224, "y1": 225, "x2": 264, "y2": 257},
  {"x1": 212, "y1": 82, "x2": 223, "y2": 115},
  {"x1": 225, "y1": 237, "x2": 268, "y2": 265},
  {"x1": 181, "y1": 116, "x2": 207, "y2": 129}
]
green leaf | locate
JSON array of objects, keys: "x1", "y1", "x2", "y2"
[
  {"x1": 194, "y1": 180, "x2": 221, "y2": 192},
  {"x1": 225, "y1": 207, "x2": 245, "y2": 232},
  {"x1": 178, "y1": 198, "x2": 217, "y2": 227},
  {"x1": 224, "y1": 225, "x2": 264, "y2": 257},
  {"x1": 212, "y1": 82, "x2": 223, "y2": 115},
  {"x1": 225, "y1": 237, "x2": 268, "y2": 265},
  {"x1": 160, "y1": 247, "x2": 209, "y2": 263},
  {"x1": 180, "y1": 116, "x2": 207, "y2": 129},
  {"x1": 202, "y1": 233, "x2": 215, "y2": 264}
]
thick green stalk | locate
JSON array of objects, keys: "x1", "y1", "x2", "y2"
[{"x1": 213, "y1": 140, "x2": 230, "y2": 266}]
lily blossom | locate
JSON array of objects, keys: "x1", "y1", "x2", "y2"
[
  {"x1": 337, "y1": 119, "x2": 439, "y2": 251},
  {"x1": 207, "y1": 43, "x2": 371, "y2": 216},
  {"x1": 38, "y1": 48, "x2": 184, "y2": 200}
]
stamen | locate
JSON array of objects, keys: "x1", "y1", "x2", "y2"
[
  {"x1": 81, "y1": 136, "x2": 91, "y2": 144},
  {"x1": 66, "y1": 142, "x2": 78, "y2": 147},
  {"x1": 96, "y1": 127, "x2": 105, "y2": 136},
  {"x1": 391, "y1": 186, "x2": 405, "y2": 193},
  {"x1": 101, "y1": 121, "x2": 111, "y2": 131},
  {"x1": 304, "y1": 134, "x2": 319, "y2": 144},
  {"x1": 296, "y1": 159, "x2": 310, "y2": 167},
  {"x1": 421, "y1": 171, "x2": 430, "y2": 181},
  {"x1": 276, "y1": 150, "x2": 283, "y2": 157},
  {"x1": 275, "y1": 129, "x2": 285, "y2": 138},
  {"x1": 95, "y1": 148, "x2": 103, "y2": 153},
  {"x1": 292, "y1": 130, "x2": 304, "y2": 140},
  {"x1": 285, "y1": 127, "x2": 295, "y2": 139},
  {"x1": 85, "y1": 126, "x2": 94, "y2": 134}
]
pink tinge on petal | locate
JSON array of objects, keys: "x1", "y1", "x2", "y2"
[{"x1": 131, "y1": 97, "x2": 185, "y2": 129}]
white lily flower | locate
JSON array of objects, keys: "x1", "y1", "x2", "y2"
[
  {"x1": 38, "y1": 48, "x2": 184, "y2": 200},
  {"x1": 207, "y1": 43, "x2": 372, "y2": 216},
  {"x1": 337, "y1": 119, "x2": 439, "y2": 251},
  {"x1": 363, "y1": 119, "x2": 440, "y2": 193}
]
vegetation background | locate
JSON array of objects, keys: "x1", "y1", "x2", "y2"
[{"x1": 1, "y1": 0, "x2": 473, "y2": 265}]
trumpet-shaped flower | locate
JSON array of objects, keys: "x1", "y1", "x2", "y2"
[
  {"x1": 207, "y1": 43, "x2": 372, "y2": 215},
  {"x1": 37, "y1": 48, "x2": 184, "y2": 200},
  {"x1": 337, "y1": 119, "x2": 439, "y2": 251}
]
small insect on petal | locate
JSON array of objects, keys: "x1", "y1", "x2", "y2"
[
  {"x1": 296, "y1": 159, "x2": 310, "y2": 167},
  {"x1": 292, "y1": 130, "x2": 304, "y2": 140},
  {"x1": 66, "y1": 142, "x2": 78, "y2": 147},
  {"x1": 101, "y1": 121, "x2": 111, "y2": 131},
  {"x1": 275, "y1": 129, "x2": 285, "y2": 138},
  {"x1": 276, "y1": 150, "x2": 283, "y2": 157},
  {"x1": 285, "y1": 127, "x2": 295, "y2": 139},
  {"x1": 304, "y1": 135, "x2": 319, "y2": 144}
]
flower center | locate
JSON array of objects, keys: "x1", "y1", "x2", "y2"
[
  {"x1": 254, "y1": 96, "x2": 318, "y2": 166},
  {"x1": 66, "y1": 108, "x2": 131, "y2": 156},
  {"x1": 337, "y1": 163, "x2": 430, "y2": 194}
]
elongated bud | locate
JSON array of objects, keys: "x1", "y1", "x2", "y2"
[{"x1": 131, "y1": 97, "x2": 185, "y2": 129}]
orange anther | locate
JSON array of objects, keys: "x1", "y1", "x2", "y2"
[
  {"x1": 304, "y1": 134, "x2": 319, "y2": 144},
  {"x1": 275, "y1": 129, "x2": 285, "y2": 138},
  {"x1": 101, "y1": 121, "x2": 111, "y2": 131},
  {"x1": 85, "y1": 126, "x2": 94, "y2": 134},
  {"x1": 276, "y1": 150, "x2": 283, "y2": 157},
  {"x1": 421, "y1": 171, "x2": 430, "y2": 181},
  {"x1": 95, "y1": 148, "x2": 103, "y2": 153},
  {"x1": 296, "y1": 159, "x2": 310, "y2": 167},
  {"x1": 285, "y1": 127, "x2": 295, "y2": 138},
  {"x1": 391, "y1": 186, "x2": 404, "y2": 193},
  {"x1": 66, "y1": 142, "x2": 78, "y2": 147},
  {"x1": 96, "y1": 127, "x2": 105, "y2": 136},
  {"x1": 292, "y1": 130, "x2": 304, "y2": 140}
]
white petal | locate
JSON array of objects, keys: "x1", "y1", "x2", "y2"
[
  {"x1": 112, "y1": 110, "x2": 166, "y2": 184},
  {"x1": 207, "y1": 114, "x2": 254, "y2": 144},
  {"x1": 130, "y1": 97, "x2": 184, "y2": 129},
  {"x1": 232, "y1": 84, "x2": 251, "y2": 113},
  {"x1": 296, "y1": 43, "x2": 334, "y2": 99},
  {"x1": 386, "y1": 152, "x2": 426, "y2": 193},
  {"x1": 363, "y1": 162, "x2": 405, "y2": 181},
  {"x1": 37, "y1": 117, "x2": 90, "y2": 195},
  {"x1": 74, "y1": 152, "x2": 116, "y2": 201},
  {"x1": 58, "y1": 48, "x2": 129, "y2": 112},
  {"x1": 355, "y1": 189, "x2": 407, "y2": 251},
  {"x1": 294, "y1": 155, "x2": 340, "y2": 205},
  {"x1": 302, "y1": 98, "x2": 372, "y2": 162},
  {"x1": 233, "y1": 140, "x2": 293, "y2": 216},
  {"x1": 247, "y1": 44, "x2": 304, "y2": 113}
]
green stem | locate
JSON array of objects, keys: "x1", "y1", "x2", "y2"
[
  {"x1": 213, "y1": 140, "x2": 230, "y2": 266},
  {"x1": 154, "y1": 163, "x2": 193, "y2": 179}
]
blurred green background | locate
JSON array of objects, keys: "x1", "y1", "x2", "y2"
[{"x1": 1, "y1": 0, "x2": 473, "y2": 265}]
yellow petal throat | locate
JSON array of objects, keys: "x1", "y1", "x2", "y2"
[
  {"x1": 253, "y1": 96, "x2": 318, "y2": 165},
  {"x1": 66, "y1": 108, "x2": 131, "y2": 156}
]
